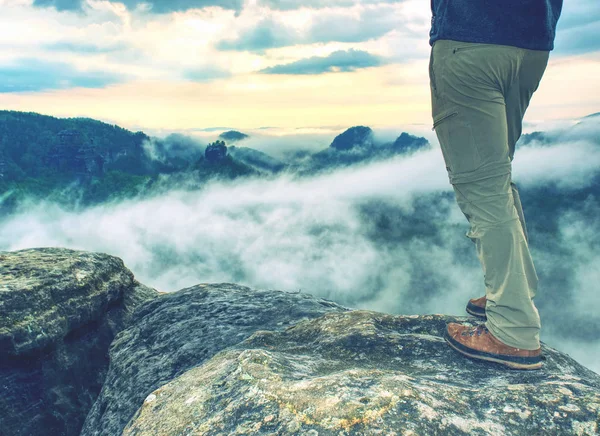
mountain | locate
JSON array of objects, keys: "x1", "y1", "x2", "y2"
[
  {"x1": 0, "y1": 112, "x2": 436, "y2": 214},
  {"x1": 518, "y1": 131, "x2": 552, "y2": 146},
  {"x1": 391, "y1": 132, "x2": 429, "y2": 153},
  {"x1": 0, "y1": 111, "x2": 258, "y2": 214},
  {"x1": 2, "y1": 248, "x2": 599, "y2": 436},
  {"x1": 218, "y1": 130, "x2": 250, "y2": 142},
  {"x1": 227, "y1": 145, "x2": 287, "y2": 173},
  {"x1": 330, "y1": 125, "x2": 374, "y2": 151},
  {"x1": 0, "y1": 110, "x2": 153, "y2": 177},
  {"x1": 301, "y1": 126, "x2": 431, "y2": 174}
]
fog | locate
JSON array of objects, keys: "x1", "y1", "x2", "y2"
[{"x1": 1, "y1": 119, "x2": 599, "y2": 373}]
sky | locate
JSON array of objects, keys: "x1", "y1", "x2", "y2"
[{"x1": 0, "y1": 0, "x2": 599, "y2": 136}]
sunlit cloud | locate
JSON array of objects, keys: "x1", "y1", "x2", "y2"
[
  {"x1": 32, "y1": 0, "x2": 244, "y2": 14},
  {"x1": 0, "y1": 0, "x2": 596, "y2": 129},
  {"x1": 259, "y1": 49, "x2": 386, "y2": 75},
  {"x1": 216, "y1": 4, "x2": 410, "y2": 52}
]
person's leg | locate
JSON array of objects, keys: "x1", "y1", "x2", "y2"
[
  {"x1": 511, "y1": 182, "x2": 529, "y2": 244},
  {"x1": 504, "y1": 49, "x2": 550, "y2": 245},
  {"x1": 430, "y1": 40, "x2": 546, "y2": 350},
  {"x1": 453, "y1": 175, "x2": 541, "y2": 350}
]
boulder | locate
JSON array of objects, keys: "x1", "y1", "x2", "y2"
[
  {"x1": 122, "y1": 310, "x2": 600, "y2": 435},
  {"x1": 81, "y1": 283, "x2": 349, "y2": 436},
  {"x1": 0, "y1": 247, "x2": 159, "y2": 436}
]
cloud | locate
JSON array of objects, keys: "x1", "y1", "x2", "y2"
[
  {"x1": 44, "y1": 41, "x2": 129, "y2": 54},
  {"x1": 512, "y1": 115, "x2": 600, "y2": 187},
  {"x1": 33, "y1": 0, "x2": 83, "y2": 12},
  {"x1": 33, "y1": 0, "x2": 244, "y2": 14},
  {"x1": 544, "y1": 0, "x2": 600, "y2": 56},
  {"x1": 1, "y1": 119, "x2": 600, "y2": 374},
  {"x1": 513, "y1": 141, "x2": 600, "y2": 190},
  {"x1": 0, "y1": 58, "x2": 126, "y2": 92},
  {"x1": 216, "y1": 6, "x2": 407, "y2": 53},
  {"x1": 216, "y1": 18, "x2": 297, "y2": 52},
  {"x1": 141, "y1": 133, "x2": 205, "y2": 163},
  {"x1": 554, "y1": 0, "x2": 600, "y2": 32},
  {"x1": 183, "y1": 66, "x2": 232, "y2": 82},
  {"x1": 257, "y1": 0, "x2": 408, "y2": 11},
  {"x1": 258, "y1": 49, "x2": 385, "y2": 75},
  {"x1": 554, "y1": 21, "x2": 600, "y2": 56},
  {"x1": 308, "y1": 5, "x2": 409, "y2": 43},
  {"x1": 0, "y1": 147, "x2": 453, "y2": 298}
]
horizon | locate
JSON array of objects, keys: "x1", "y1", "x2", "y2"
[{"x1": 0, "y1": 108, "x2": 593, "y2": 157}]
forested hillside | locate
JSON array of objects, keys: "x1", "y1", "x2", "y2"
[{"x1": 0, "y1": 111, "x2": 256, "y2": 213}]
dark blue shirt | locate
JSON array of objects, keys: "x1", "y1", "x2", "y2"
[{"x1": 429, "y1": 0, "x2": 563, "y2": 51}]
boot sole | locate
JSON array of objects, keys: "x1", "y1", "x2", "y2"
[
  {"x1": 444, "y1": 329, "x2": 542, "y2": 370},
  {"x1": 465, "y1": 305, "x2": 487, "y2": 319}
]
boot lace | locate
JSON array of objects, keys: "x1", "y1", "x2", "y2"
[{"x1": 462, "y1": 324, "x2": 489, "y2": 337}]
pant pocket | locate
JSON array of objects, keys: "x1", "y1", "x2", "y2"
[
  {"x1": 433, "y1": 110, "x2": 483, "y2": 175},
  {"x1": 452, "y1": 42, "x2": 496, "y2": 53}
]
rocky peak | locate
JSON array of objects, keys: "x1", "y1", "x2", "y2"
[
  {"x1": 392, "y1": 132, "x2": 430, "y2": 153},
  {"x1": 330, "y1": 126, "x2": 374, "y2": 151},
  {"x1": 205, "y1": 139, "x2": 228, "y2": 163}
]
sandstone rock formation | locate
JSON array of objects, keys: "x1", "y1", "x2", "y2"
[
  {"x1": 119, "y1": 309, "x2": 600, "y2": 435},
  {"x1": 1, "y1": 248, "x2": 599, "y2": 436},
  {"x1": 81, "y1": 283, "x2": 349, "y2": 436},
  {"x1": 391, "y1": 132, "x2": 430, "y2": 155},
  {"x1": 0, "y1": 247, "x2": 159, "y2": 436},
  {"x1": 330, "y1": 126, "x2": 374, "y2": 151},
  {"x1": 205, "y1": 140, "x2": 228, "y2": 163}
]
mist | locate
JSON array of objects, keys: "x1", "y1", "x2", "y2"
[{"x1": 1, "y1": 120, "x2": 599, "y2": 374}]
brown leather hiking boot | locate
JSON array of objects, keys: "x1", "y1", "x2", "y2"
[
  {"x1": 466, "y1": 296, "x2": 487, "y2": 319},
  {"x1": 444, "y1": 323, "x2": 542, "y2": 370}
]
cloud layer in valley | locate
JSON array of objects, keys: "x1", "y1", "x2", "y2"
[{"x1": 1, "y1": 118, "x2": 599, "y2": 373}]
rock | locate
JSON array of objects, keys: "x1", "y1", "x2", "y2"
[
  {"x1": 205, "y1": 140, "x2": 228, "y2": 163},
  {"x1": 3, "y1": 251, "x2": 599, "y2": 436},
  {"x1": 120, "y1": 310, "x2": 600, "y2": 435},
  {"x1": 0, "y1": 247, "x2": 159, "y2": 436},
  {"x1": 301, "y1": 128, "x2": 431, "y2": 176},
  {"x1": 80, "y1": 283, "x2": 351, "y2": 436},
  {"x1": 391, "y1": 132, "x2": 430, "y2": 154},
  {"x1": 330, "y1": 126, "x2": 374, "y2": 151}
]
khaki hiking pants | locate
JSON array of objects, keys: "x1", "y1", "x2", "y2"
[{"x1": 429, "y1": 39, "x2": 550, "y2": 350}]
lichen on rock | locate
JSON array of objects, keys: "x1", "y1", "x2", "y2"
[
  {"x1": 121, "y1": 309, "x2": 600, "y2": 435},
  {"x1": 0, "y1": 247, "x2": 159, "y2": 436}
]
